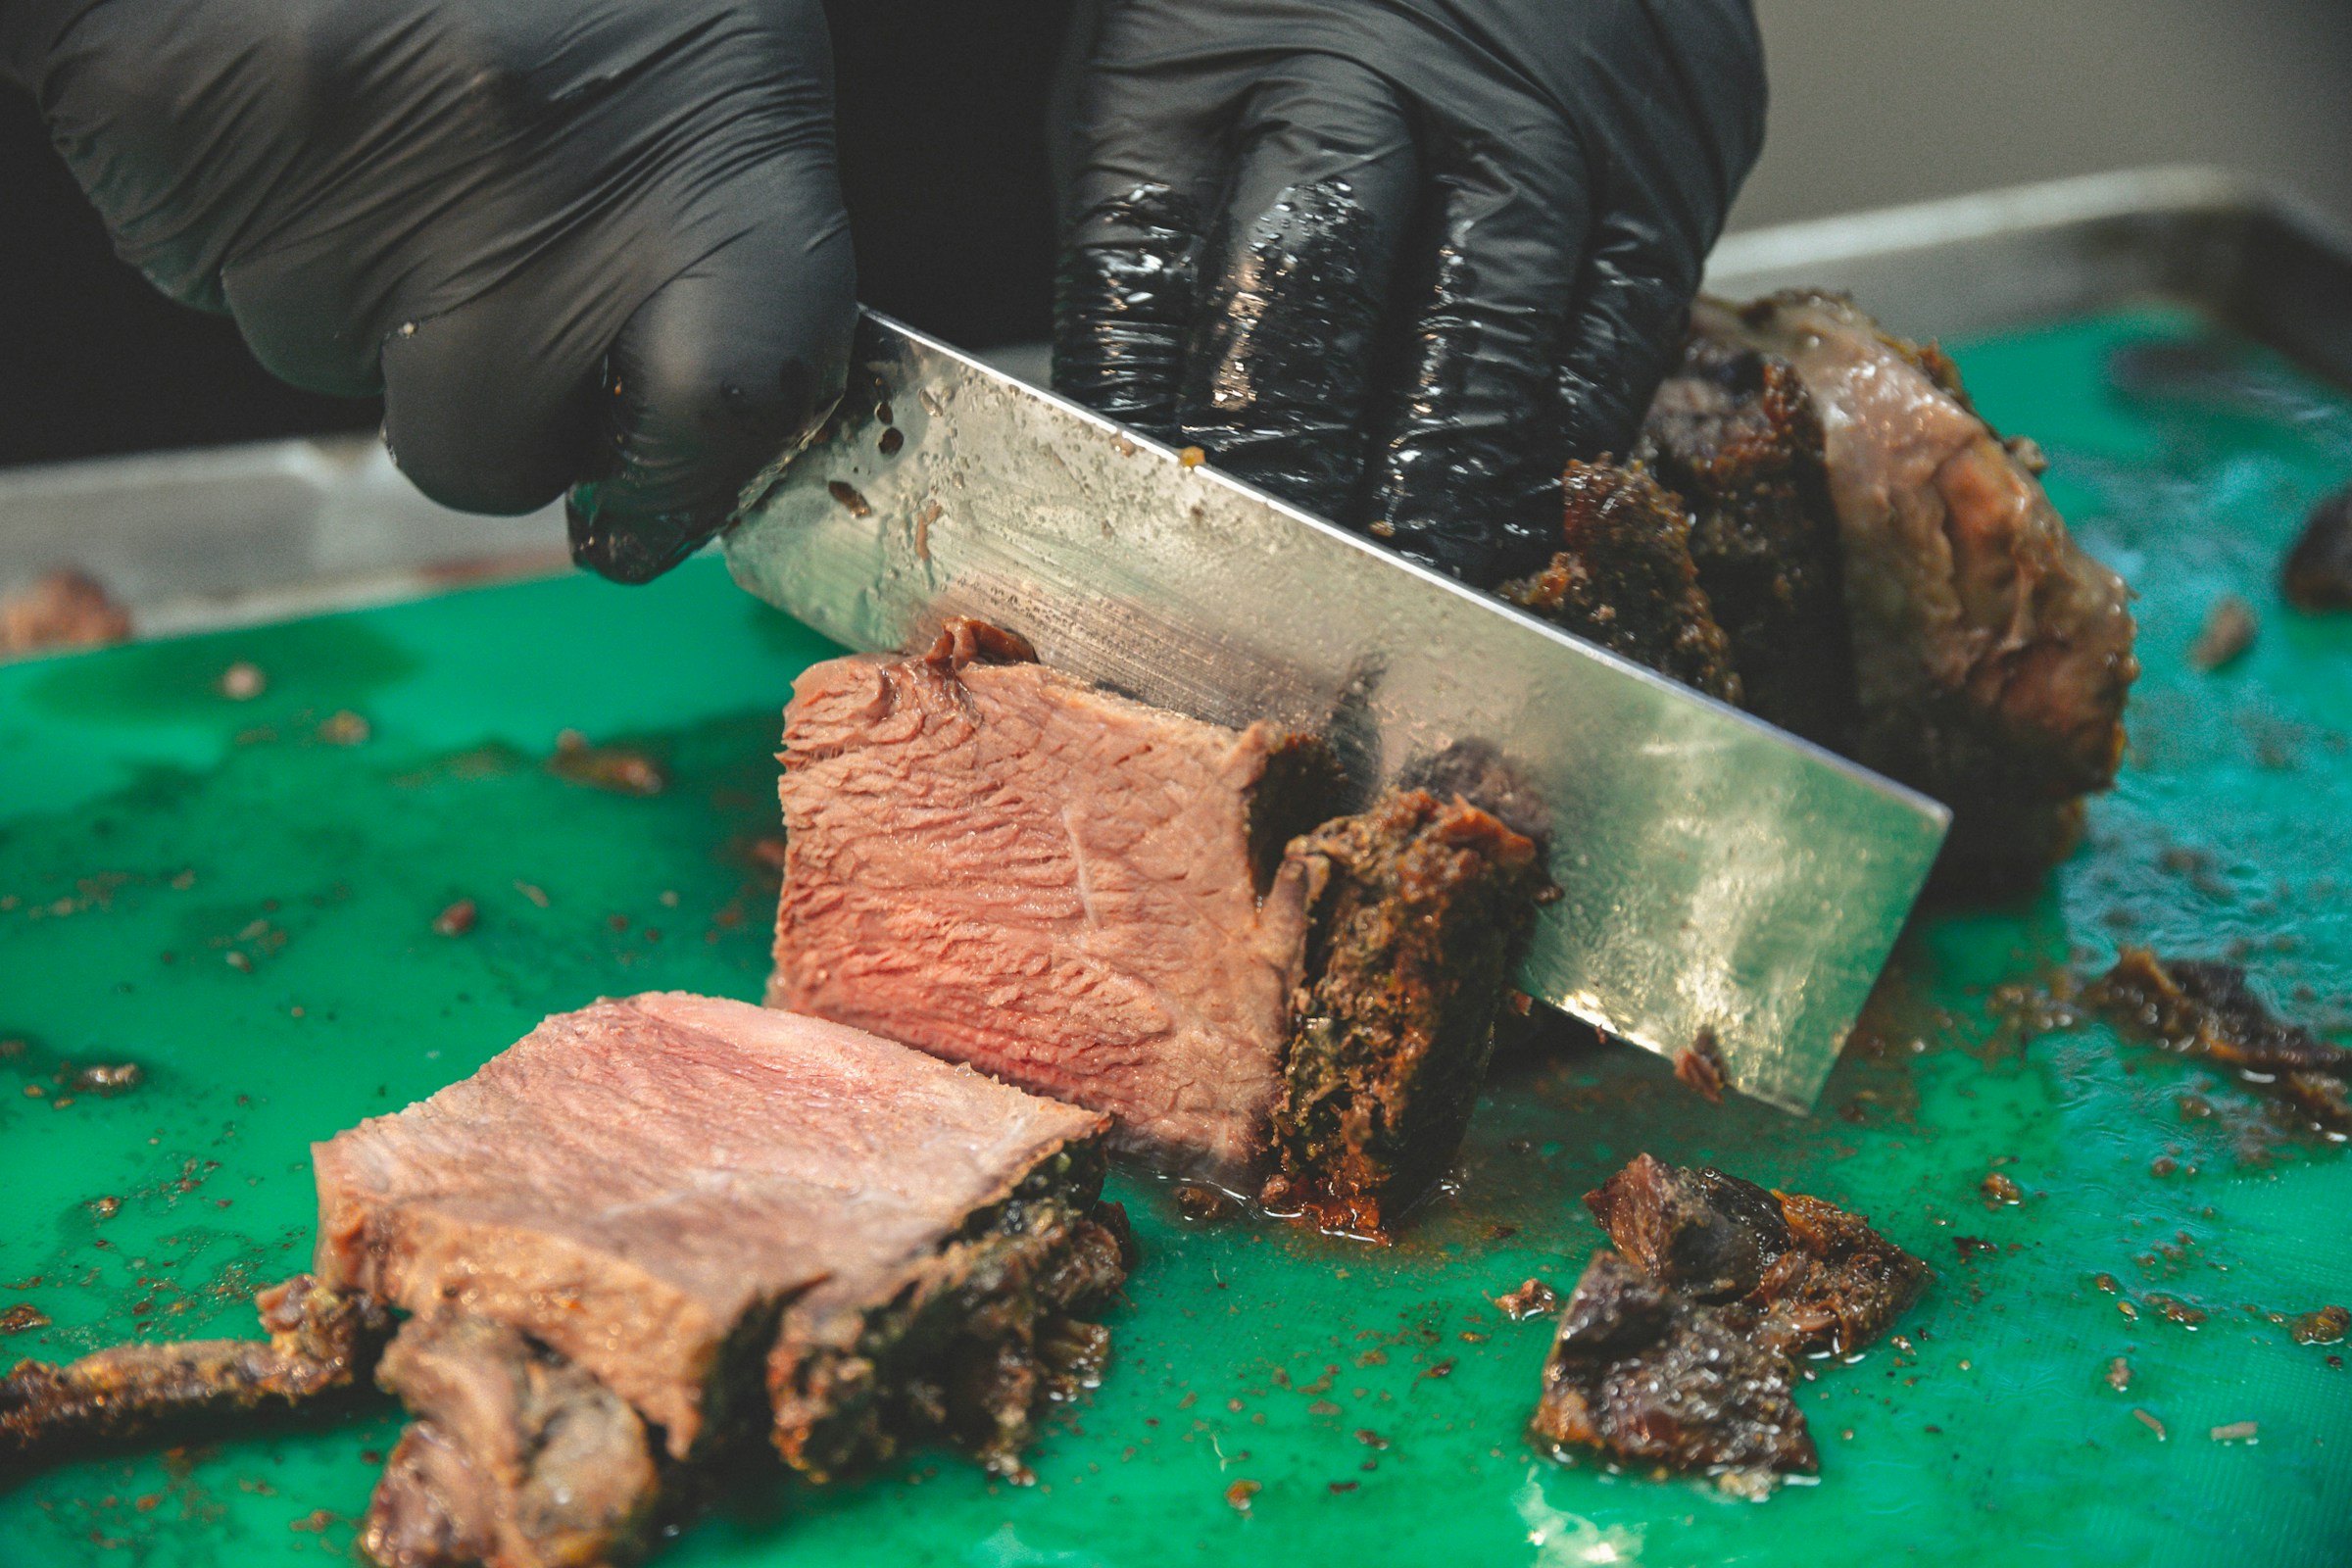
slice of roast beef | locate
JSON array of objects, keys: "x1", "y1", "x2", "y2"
[
  {"x1": 768, "y1": 619, "x2": 1327, "y2": 1183},
  {"x1": 362, "y1": 1312, "x2": 660, "y2": 1568},
  {"x1": 769, "y1": 621, "x2": 1544, "y2": 1233},
  {"x1": 1532, "y1": 1154, "x2": 1925, "y2": 1481},
  {"x1": 312, "y1": 992, "x2": 1116, "y2": 1465},
  {"x1": 1665, "y1": 293, "x2": 2138, "y2": 889},
  {"x1": 1, "y1": 1274, "x2": 389, "y2": 1463}
]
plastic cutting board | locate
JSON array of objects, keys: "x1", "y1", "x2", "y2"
[{"x1": 1, "y1": 305, "x2": 2347, "y2": 1567}]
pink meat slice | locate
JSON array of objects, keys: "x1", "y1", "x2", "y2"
[
  {"x1": 311, "y1": 993, "x2": 1105, "y2": 1457},
  {"x1": 769, "y1": 629, "x2": 1310, "y2": 1184}
]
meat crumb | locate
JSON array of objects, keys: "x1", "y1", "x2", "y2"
[
  {"x1": 2290, "y1": 1305, "x2": 2348, "y2": 1345},
  {"x1": 1979, "y1": 1171, "x2": 2023, "y2": 1205},
  {"x1": 2106, "y1": 1356, "x2": 2132, "y2": 1392},
  {"x1": 72, "y1": 1063, "x2": 142, "y2": 1096},
  {"x1": 2282, "y1": 486, "x2": 2352, "y2": 611},
  {"x1": 318, "y1": 710, "x2": 370, "y2": 746},
  {"x1": 1, "y1": 1303, "x2": 51, "y2": 1334},
  {"x1": 1674, "y1": 1030, "x2": 1728, "y2": 1103},
  {"x1": 0, "y1": 570, "x2": 130, "y2": 655},
  {"x1": 2132, "y1": 1408, "x2": 2167, "y2": 1441},
  {"x1": 1328, "y1": 1480, "x2": 1357, "y2": 1494},
  {"x1": 1224, "y1": 1479, "x2": 1259, "y2": 1512},
  {"x1": 549, "y1": 730, "x2": 666, "y2": 796},
  {"x1": 1172, "y1": 1184, "x2": 1240, "y2": 1224},
  {"x1": 218, "y1": 662, "x2": 267, "y2": 700},
  {"x1": 2209, "y1": 1421, "x2": 2259, "y2": 1443},
  {"x1": 1492, "y1": 1279, "x2": 1560, "y2": 1321},
  {"x1": 431, "y1": 900, "x2": 477, "y2": 937},
  {"x1": 2187, "y1": 595, "x2": 2258, "y2": 671}
]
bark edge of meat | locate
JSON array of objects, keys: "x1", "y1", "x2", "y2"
[
  {"x1": 1262, "y1": 789, "x2": 1547, "y2": 1238},
  {"x1": 768, "y1": 1146, "x2": 1132, "y2": 1483},
  {"x1": 1, "y1": 1275, "x2": 388, "y2": 1466},
  {"x1": 1500, "y1": 460, "x2": 1743, "y2": 704}
]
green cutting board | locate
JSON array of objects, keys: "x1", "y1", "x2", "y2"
[{"x1": 2, "y1": 307, "x2": 2347, "y2": 1567}]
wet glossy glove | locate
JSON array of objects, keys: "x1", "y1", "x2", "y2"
[
  {"x1": 2, "y1": 0, "x2": 855, "y2": 582},
  {"x1": 1053, "y1": 0, "x2": 1765, "y2": 585}
]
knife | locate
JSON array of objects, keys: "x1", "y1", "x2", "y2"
[{"x1": 724, "y1": 310, "x2": 1949, "y2": 1112}]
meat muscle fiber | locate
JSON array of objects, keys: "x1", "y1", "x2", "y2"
[{"x1": 770, "y1": 621, "x2": 1544, "y2": 1231}]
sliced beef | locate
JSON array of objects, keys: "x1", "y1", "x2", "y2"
[
  {"x1": 1640, "y1": 330, "x2": 1858, "y2": 745},
  {"x1": 1532, "y1": 1153, "x2": 1925, "y2": 1479},
  {"x1": 769, "y1": 622, "x2": 1545, "y2": 1232},
  {"x1": 2283, "y1": 485, "x2": 2352, "y2": 612},
  {"x1": 312, "y1": 992, "x2": 1114, "y2": 1462},
  {"x1": 768, "y1": 620, "x2": 1327, "y2": 1183},
  {"x1": 1263, "y1": 789, "x2": 1546, "y2": 1237},
  {"x1": 2089, "y1": 949, "x2": 2352, "y2": 1133},
  {"x1": 1, "y1": 1274, "x2": 388, "y2": 1463},
  {"x1": 362, "y1": 1313, "x2": 660, "y2": 1568},
  {"x1": 1498, "y1": 460, "x2": 1743, "y2": 704},
  {"x1": 1675, "y1": 293, "x2": 2138, "y2": 889}
]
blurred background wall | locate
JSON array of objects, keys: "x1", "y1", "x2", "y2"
[
  {"x1": 4, "y1": 0, "x2": 2350, "y2": 464},
  {"x1": 1734, "y1": 0, "x2": 2352, "y2": 232}
]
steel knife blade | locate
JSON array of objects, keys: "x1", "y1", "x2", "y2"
[{"x1": 724, "y1": 310, "x2": 1948, "y2": 1111}]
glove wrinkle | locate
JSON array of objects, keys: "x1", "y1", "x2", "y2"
[{"x1": 1052, "y1": 0, "x2": 1765, "y2": 588}]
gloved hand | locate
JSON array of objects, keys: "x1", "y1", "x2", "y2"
[
  {"x1": 1, "y1": 0, "x2": 856, "y2": 583},
  {"x1": 1052, "y1": 0, "x2": 1766, "y2": 586}
]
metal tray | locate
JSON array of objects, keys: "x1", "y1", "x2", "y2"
[{"x1": 4, "y1": 166, "x2": 2349, "y2": 644}]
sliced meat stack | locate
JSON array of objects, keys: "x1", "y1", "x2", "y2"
[
  {"x1": 1642, "y1": 293, "x2": 2139, "y2": 889},
  {"x1": 5, "y1": 995, "x2": 1128, "y2": 1567},
  {"x1": 771, "y1": 620, "x2": 1545, "y2": 1236},
  {"x1": 1531, "y1": 1153, "x2": 1925, "y2": 1482}
]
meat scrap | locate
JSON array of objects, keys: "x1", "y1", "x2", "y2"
[
  {"x1": 770, "y1": 620, "x2": 1544, "y2": 1237},
  {"x1": 1532, "y1": 1154, "x2": 1926, "y2": 1480},
  {"x1": 364, "y1": 1313, "x2": 660, "y2": 1568},
  {"x1": 2088, "y1": 949, "x2": 2352, "y2": 1133},
  {"x1": 1645, "y1": 294, "x2": 2138, "y2": 890},
  {"x1": 1499, "y1": 460, "x2": 1742, "y2": 704},
  {"x1": 2282, "y1": 486, "x2": 2352, "y2": 612},
  {"x1": 0, "y1": 568, "x2": 131, "y2": 657},
  {"x1": 2, "y1": 1274, "x2": 388, "y2": 1461}
]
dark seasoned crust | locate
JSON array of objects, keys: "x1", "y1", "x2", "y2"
[
  {"x1": 1530, "y1": 1250, "x2": 1814, "y2": 1474},
  {"x1": 2088, "y1": 949, "x2": 2352, "y2": 1133},
  {"x1": 364, "y1": 1314, "x2": 661, "y2": 1568},
  {"x1": 1499, "y1": 460, "x2": 1743, "y2": 704},
  {"x1": 2282, "y1": 486, "x2": 2352, "y2": 612},
  {"x1": 1640, "y1": 331, "x2": 1858, "y2": 746},
  {"x1": 0, "y1": 1275, "x2": 389, "y2": 1464},
  {"x1": 1677, "y1": 292, "x2": 2137, "y2": 894},
  {"x1": 768, "y1": 1145, "x2": 1132, "y2": 1484},
  {"x1": 1262, "y1": 789, "x2": 1548, "y2": 1238},
  {"x1": 1533, "y1": 1155, "x2": 1926, "y2": 1478}
]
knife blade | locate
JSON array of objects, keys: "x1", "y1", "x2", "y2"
[{"x1": 724, "y1": 310, "x2": 1948, "y2": 1112}]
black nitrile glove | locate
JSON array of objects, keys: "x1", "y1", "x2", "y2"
[
  {"x1": 2, "y1": 0, "x2": 855, "y2": 582},
  {"x1": 1052, "y1": 0, "x2": 1766, "y2": 586}
]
